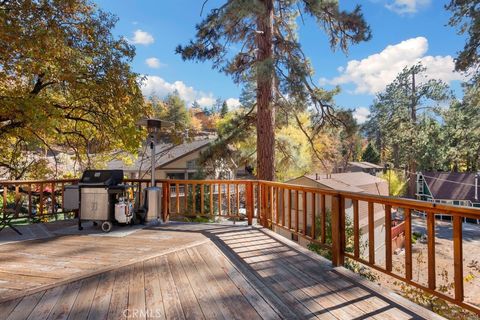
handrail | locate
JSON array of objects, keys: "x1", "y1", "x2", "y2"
[{"x1": 1, "y1": 177, "x2": 479, "y2": 314}]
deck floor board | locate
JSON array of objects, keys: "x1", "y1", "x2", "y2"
[{"x1": 0, "y1": 223, "x2": 444, "y2": 320}]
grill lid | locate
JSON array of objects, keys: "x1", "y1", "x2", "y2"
[{"x1": 79, "y1": 170, "x2": 124, "y2": 186}]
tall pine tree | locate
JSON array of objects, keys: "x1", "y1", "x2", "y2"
[
  {"x1": 362, "y1": 142, "x2": 380, "y2": 164},
  {"x1": 220, "y1": 101, "x2": 229, "y2": 117},
  {"x1": 176, "y1": 1, "x2": 370, "y2": 180},
  {"x1": 446, "y1": 0, "x2": 480, "y2": 79}
]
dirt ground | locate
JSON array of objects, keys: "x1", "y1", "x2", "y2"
[{"x1": 356, "y1": 215, "x2": 480, "y2": 313}]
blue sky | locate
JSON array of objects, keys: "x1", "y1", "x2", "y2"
[{"x1": 94, "y1": 0, "x2": 468, "y2": 123}]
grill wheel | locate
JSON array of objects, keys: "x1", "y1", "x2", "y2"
[{"x1": 101, "y1": 221, "x2": 113, "y2": 233}]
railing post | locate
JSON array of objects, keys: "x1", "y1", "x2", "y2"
[
  {"x1": 261, "y1": 184, "x2": 268, "y2": 227},
  {"x1": 246, "y1": 182, "x2": 253, "y2": 226},
  {"x1": 331, "y1": 193, "x2": 345, "y2": 267},
  {"x1": 162, "y1": 181, "x2": 169, "y2": 223}
]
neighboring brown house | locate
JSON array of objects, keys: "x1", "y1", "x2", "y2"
[
  {"x1": 108, "y1": 138, "x2": 235, "y2": 180},
  {"x1": 335, "y1": 161, "x2": 384, "y2": 176},
  {"x1": 417, "y1": 172, "x2": 480, "y2": 223}
]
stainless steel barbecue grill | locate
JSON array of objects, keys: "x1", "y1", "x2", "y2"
[{"x1": 64, "y1": 169, "x2": 135, "y2": 232}]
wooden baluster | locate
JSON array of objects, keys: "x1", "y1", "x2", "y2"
[
  {"x1": 269, "y1": 186, "x2": 274, "y2": 224},
  {"x1": 246, "y1": 182, "x2": 253, "y2": 225},
  {"x1": 302, "y1": 191, "x2": 307, "y2": 236},
  {"x1": 218, "y1": 183, "x2": 222, "y2": 216},
  {"x1": 236, "y1": 184, "x2": 240, "y2": 217},
  {"x1": 61, "y1": 182, "x2": 65, "y2": 212},
  {"x1": 368, "y1": 201, "x2": 375, "y2": 265},
  {"x1": 138, "y1": 182, "x2": 142, "y2": 205},
  {"x1": 39, "y1": 183, "x2": 44, "y2": 220},
  {"x1": 51, "y1": 182, "x2": 56, "y2": 218},
  {"x1": 176, "y1": 183, "x2": 180, "y2": 214},
  {"x1": 404, "y1": 208, "x2": 413, "y2": 280},
  {"x1": 191, "y1": 183, "x2": 196, "y2": 215},
  {"x1": 287, "y1": 189, "x2": 291, "y2": 230},
  {"x1": 276, "y1": 187, "x2": 280, "y2": 225},
  {"x1": 453, "y1": 215, "x2": 464, "y2": 302},
  {"x1": 331, "y1": 194, "x2": 344, "y2": 267},
  {"x1": 353, "y1": 199, "x2": 360, "y2": 259},
  {"x1": 227, "y1": 183, "x2": 231, "y2": 216},
  {"x1": 385, "y1": 205, "x2": 392, "y2": 272},
  {"x1": 256, "y1": 183, "x2": 263, "y2": 223},
  {"x1": 15, "y1": 185, "x2": 19, "y2": 203},
  {"x1": 281, "y1": 188, "x2": 285, "y2": 227},
  {"x1": 295, "y1": 190, "x2": 299, "y2": 233},
  {"x1": 2, "y1": 183, "x2": 7, "y2": 212},
  {"x1": 261, "y1": 184, "x2": 267, "y2": 227},
  {"x1": 15, "y1": 185, "x2": 20, "y2": 218},
  {"x1": 311, "y1": 193, "x2": 316, "y2": 240},
  {"x1": 184, "y1": 184, "x2": 188, "y2": 214},
  {"x1": 201, "y1": 184, "x2": 205, "y2": 216},
  {"x1": 427, "y1": 211, "x2": 436, "y2": 290},
  {"x1": 210, "y1": 184, "x2": 214, "y2": 218},
  {"x1": 321, "y1": 194, "x2": 326, "y2": 244},
  {"x1": 340, "y1": 197, "x2": 346, "y2": 260},
  {"x1": 28, "y1": 183, "x2": 32, "y2": 222}
]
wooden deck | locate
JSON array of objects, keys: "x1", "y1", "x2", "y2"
[{"x1": 0, "y1": 223, "x2": 443, "y2": 319}]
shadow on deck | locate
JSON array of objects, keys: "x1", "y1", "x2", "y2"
[{"x1": 0, "y1": 222, "x2": 443, "y2": 319}]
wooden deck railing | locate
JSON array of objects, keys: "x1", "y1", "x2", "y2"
[
  {"x1": 1, "y1": 178, "x2": 479, "y2": 314},
  {"x1": 1, "y1": 179, "x2": 79, "y2": 222}
]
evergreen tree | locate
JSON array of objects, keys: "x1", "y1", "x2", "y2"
[
  {"x1": 220, "y1": 101, "x2": 229, "y2": 117},
  {"x1": 337, "y1": 109, "x2": 362, "y2": 166},
  {"x1": 442, "y1": 86, "x2": 480, "y2": 171},
  {"x1": 163, "y1": 92, "x2": 191, "y2": 143},
  {"x1": 191, "y1": 101, "x2": 201, "y2": 110},
  {"x1": 362, "y1": 143, "x2": 380, "y2": 164},
  {"x1": 446, "y1": 0, "x2": 480, "y2": 79},
  {"x1": 176, "y1": 1, "x2": 371, "y2": 180},
  {"x1": 364, "y1": 63, "x2": 451, "y2": 197}
]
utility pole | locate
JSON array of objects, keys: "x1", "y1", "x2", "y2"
[{"x1": 408, "y1": 69, "x2": 418, "y2": 198}]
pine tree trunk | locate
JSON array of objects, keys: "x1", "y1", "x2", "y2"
[{"x1": 255, "y1": 0, "x2": 275, "y2": 181}]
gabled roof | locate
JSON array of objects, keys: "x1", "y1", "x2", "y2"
[
  {"x1": 108, "y1": 138, "x2": 214, "y2": 172},
  {"x1": 421, "y1": 172, "x2": 479, "y2": 202},
  {"x1": 298, "y1": 172, "x2": 387, "y2": 193},
  {"x1": 347, "y1": 161, "x2": 383, "y2": 169}
]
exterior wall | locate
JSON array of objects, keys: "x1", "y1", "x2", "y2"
[
  {"x1": 134, "y1": 147, "x2": 232, "y2": 180},
  {"x1": 345, "y1": 166, "x2": 363, "y2": 173},
  {"x1": 156, "y1": 150, "x2": 203, "y2": 179}
]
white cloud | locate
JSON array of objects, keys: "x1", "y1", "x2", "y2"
[
  {"x1": 145, "y1": 57, "x2": 164, "y2": 69},
  {"x1": 130, "y1": 29, "x2": 154, "y2": 45},
  {"x1": 353, "y1": 107, "x2": 370, "y2": 124},
  {"x1": 226, "y1": 98, "x2": 241, "y2": 109},
  {"x1": 321, "y1": 37, "x2": 466, "y2": 95},
  {"x1": 141, "y1": 76, "x2": 217, "y2": 107},
  {"x1": 385, "y1": 0, "x2": 431, "y2": 15},
  {"x1": 197, "y1": 96, "x2": 216, "y2": 107}
]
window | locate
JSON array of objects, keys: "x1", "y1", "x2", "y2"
[
  {"x1": 166, "y1": 172, "x2": 185, "y2": 180},
  {"x1": 186, "y1": 159, "x2": 198, "y2": 170}
]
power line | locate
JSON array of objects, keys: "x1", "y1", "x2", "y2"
[{"x1": 388, "y1": 167, "x2": 478, "y2": 187}]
